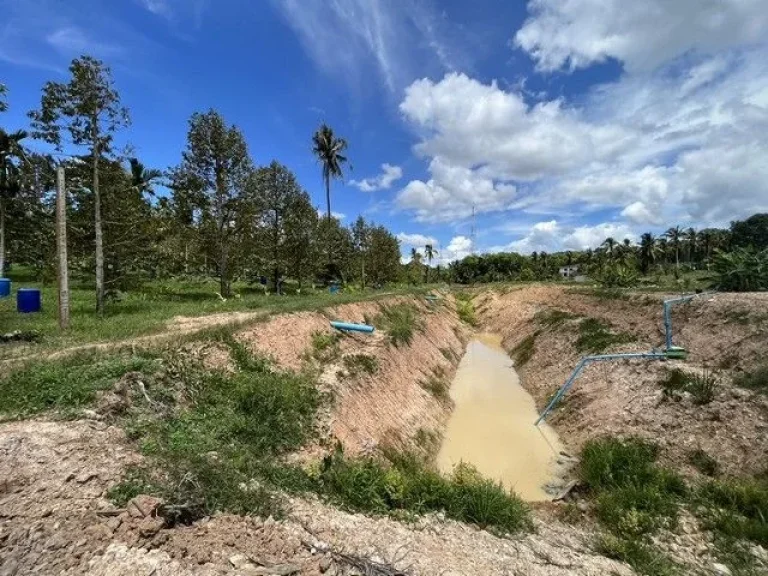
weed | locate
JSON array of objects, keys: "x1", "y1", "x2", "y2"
[
  {"x1": 534, "y1": 309, "x2": 576, "y2": 328},
  {"x1": 420, "y1": 374, "x2": 451, "y2": 403},
  {"x1": 439, "y1": 347, "x2": 457, "y2": 362},
  {"x1": 342, "y1": 353, "x2": 379, "y2": 377},
  {"x1": 0, "y1": 351, "x2": 161, "y2": 419},
  {"x1": 659, "y1": 368, "x2": 719, "y2": 404},
  {"x1": 375, "y1": 304, "x2": 423, "y2": 347},
  {"x1": 575, "y1": 318, "x2": 635, "y2": 353},
  {"x1": 510, "y1": 333, "x2": 538, "y2": 367},
  {"x1": 596, "y1": 534, "x2": 679, "y2": 576},
  {"x1": 311, "y1": 330, "x2": 341, "y2": 362},
  {"x1": 414, "y1": 428, "x2": 440, "y2": 454},
  {"x1": 107, "y1": 467, "x2": 161, "y2": 507},
  {"x1": 318, "y1": 452, "x2": 532, "y2": 535},
  {"x1": 456, "y1": 299, "x2": 477, "y2": 326},
  {"x1": 687, "y1": 449, "x2": 721, "y2": 477},
  {"x1": 733, "y1": 365, "x2": 768, "y2": 396},
  {"x1": 695, "y1": 477, "x2": 768, "y2": 546}
]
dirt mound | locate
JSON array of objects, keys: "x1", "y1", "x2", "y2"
[{"x1": 478, "y1": 286, "x2": 768, "y2": 476}]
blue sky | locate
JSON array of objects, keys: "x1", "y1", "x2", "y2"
[{"x1": 2, "y1": 0, "x2": 768, "y2": 264}]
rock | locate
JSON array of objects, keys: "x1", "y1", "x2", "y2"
[
  {"x1": 319, "y1": 556, "x2": 332, "y2": 573},
  {"x1": 0, "y1": 559, "x2": 19, "y2": 576},
  {"x1": 229, "y1": 553, "x2": 251, "y2": 569},
  {"x1": 751, "y1": 545, "x2": 768, "y2": 563},
  {"x1": 126, "y1": 495, "x2": 164, "y2": 519},
  {"x1": 712, "y1": 563, "x2": 732, "y2": 575},
  {"x1": 138, "y1": 517, "x2": 164, "y2": 538}
]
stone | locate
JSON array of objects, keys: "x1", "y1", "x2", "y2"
[
  {"x1": 127, "y1": 495, "x2": 164, "y2": 519},
  {"x1": 712, "y1": 563, "x2": 732, "y2": 576},
  {"x1": 229, "y1": 553, "x2": 251, "y2": 569},
  {"x1": 319, "y1": 556, "x2": 332, "y2": 573}
]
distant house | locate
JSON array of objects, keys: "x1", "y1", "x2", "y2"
[{"x1": 559, "y1": 264, "x2": 580, "y2": 279}]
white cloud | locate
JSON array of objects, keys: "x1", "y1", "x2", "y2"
[
  {"x1": 271, "y1": 0, "x2": 462, "y2": 93},
  {"x1": 46, "y1": 27, "x2": 122, "y2": 57},
  {"x1": 350, "y1": 163, "x2": 403, "y2": 192},
  {"x1": 397, "y1": 46, "x2": 768, "y2": 228},
  {"x1": 498, "y1": 221, "x2": 636, "y2": 254},
  {"x1": 442, "y1": 236, "x2": 473, "y2": 262},
  {"x1": 515, "y1": 0, "x2": 768, "y2": 72},
  {"x1": 139, "y1": 0, "x2": 170, "y2": 16},
  {"x1": 396, "y1": 232, "x2": 438, "y2": 248},
  {"x1": 317, "y1": 209, "x2": 346, "y2": 221}
]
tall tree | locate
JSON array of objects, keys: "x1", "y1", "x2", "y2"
[
  {"x1": 730, "y1": 214, "x2": 768, "y2": 250},
  {"x1": 638, "y1": 232, "x2": 659, "y2": 274},
  {"x1": 29, "y1": 56, "x2": 130, "y2": 313},
  {"x1": 665, "y1": 226, "x2": 682, "y2": 270},
  {"x1": 129, "y1": 157, "x2": 162, "y2": 196},
  {"x1": 311, "y1": 124, "x2": 348, "y2": 223},
  {"x1": 602, "y1": 237, "x2": 617, "y2": 259},
  {"x1": 424, "y1": 243, "x2": 437, "y2": 282},
  {"x1": 176, "y1": 110, "x2": 252, "y2": 298},
  {"x1": 352, "y1": 216, "x2": 369, "y2": 289},
  {"x1": 684, "y1": 227, "x2": 697, "y2": 263},
  {"x1": 0, "y1": 128, "x2": 27, "y2": 274}
]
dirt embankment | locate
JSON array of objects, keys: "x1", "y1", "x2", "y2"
[
  {"x1": 477, "y1": 285, "x2": 768, "y2": 476},
  {"x1": 235, "y1": 295, "x2": 469, "y2": 456}
]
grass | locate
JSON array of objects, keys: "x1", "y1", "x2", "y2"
[
  {"x1": 454, "y1": 292, "x2": 477, "y2": 326},
  {"x1": 0, "y1": 271, "x2": 430, "y2": 359},
  {"x1": 419, "y1": 374, "x2": 451, "y2": 403},
  {"x1": 342, "y1": 353, "x2": 379, "y2": 377},
  {"x1": 311, "y1": 330, "x2": 342, "y2": 362},
  {"x1": 575, "y1": 318, "x2": 636, "y2": 353},
  {"x1": 510, "y1": 332, "x2": 538, "y2": 367},
  {"x1": 596, "y1": 534, "x2": 679, "y2": 576},
  {"x1": 659, "y1": 368, "x2": 719, "y2": 404},
  {"x1": 318, "y1": 451, "x2": 532, "y2": 535},
  {"x1": 374, "y1": 303, "x2": 424, "y2": 347},
  {"x1": 0, "y1": 350, "x2": 161, "y2": 419},
  {"x1": 687, "y1": 448, "x2": 721, "y2": 477},
  {"x1": 733, "y1": 365, "x2": 768, "y2": 395},
  {"x1": 534, "y1": 308, "x2": 577, "y2": 328}
]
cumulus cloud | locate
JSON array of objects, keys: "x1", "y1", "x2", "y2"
[
  {"x1": 317, "y1": 209, "x2": 346, "y2": 220},
  {"x1": 499, "y1": 221, "x2": 636, "y2": 254},
  {"x1": 396, "y1": 232, "x2": 438, "y2": 247},
  {"x1": 515, "y1": 0, "x2": 768, "y2": 72},
  {"x1": 350, "y1": 163, "x2": 403, "y2": 192},
  {"x1": 442, "y1": 236, "x2": 473, "y2": 262}
]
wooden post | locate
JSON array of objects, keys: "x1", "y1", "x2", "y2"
[{"x1": 56, "y1": 166, "x2": 70, "y2": 330}]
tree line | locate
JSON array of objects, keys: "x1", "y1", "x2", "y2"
[
  {"x1": 0, "y1": 57, "x2": 403, "y2": 311},
  {"x1": 449, "y1": 214, "x2": 768, "y2": 291}
]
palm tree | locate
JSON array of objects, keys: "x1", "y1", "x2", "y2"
[
  {"x1": 639, "y1": 232, "x2": 659, "y2": 274},
  {"x1": 0, "y1": 128, "x2": 27, "y2": 274},
  {"x1": 410, "y1": 247, "x2": 422, "y2": 265},
  {"x1": 424, "y1": 243, "x2": 437, "y2": 283},
  {"x1": 684, "y1": 227, "x2": 697, "y2": 264},
  {"x1": 129, "y1": 158, "x2": 162, "y2": 196},
  {"x1": 602, "y1": 237, "x2": 617, "y2": 259},
  {"x1": 665, "y1": 226, "x2": 682, "y2": 270},
  {"x1": 698, "y1": 229, "x2": 715, "y2": 265},
  {"x1": 311, "y1": 124, "x2": 348, "y2": 223}
]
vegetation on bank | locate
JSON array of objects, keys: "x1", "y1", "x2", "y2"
[{"x1": 374, "y1": 302, "x2": 424, "y2": 347}]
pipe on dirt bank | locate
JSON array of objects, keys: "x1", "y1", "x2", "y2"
[
  {"x1": 330, "y1": 321, "x2": 375, "y2": 333},
  {"x1": 535, "y1": 352, "x2": 667, "y2": 426}
]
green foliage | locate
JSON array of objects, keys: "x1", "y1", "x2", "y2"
[
  {"x1": 318, "y1": 452, "x2": 532, "y2": 535},
  {"x1": 311, "y1": 330, "x2": 342, "y2": 362},
  {"x1": 419, "y1": 374, "x2": 451, "y2": 403},
  {"x1": 580, "y1": 437, "x2": 686, "y2": 537},
  {"x1": 510, "y1": 333, "x2": 537, "y2": 367},
  {"x1": 688, "y1": 449, "x2": 721, "y2": 477},
  {"x1": 695, "y1": 477, "x2": 768, "y2": 546},
  {"x1": 730, "y1": 213, "x2": 768, "y2": 251},
  {"x1": 596, "y1": 534, "x2": 679, "y2": 576},
  {"x1": 711, "y1": 248, "x2": 768, "y2": 292},
  {"x1": 342, "y1": 353, "x2": 379, "y2": 376},
  {"x1": 0, "y1": 352, "x2": 160, "y2": 418},
  {"x1": 595, "y1": 263, "x2": 639, "y2": 288},
  {"x1": 455, "y1": 298, "x2": 477, "y2": 326},
  {"x1": 375, "y1": 303, "x2": 423, "y2": 347},
  {"x1": 534, "y1": 308, "x2": 576, "y2": 327},
  {"x1": 575, "y1": 318, "x2": 635, "y2": 353},
  {"x1": 733, "y1": 365, "x2": 768, "y2": 395},
  {"x1": 659, "y1": 368, "x2": 719, "y2": 404}
]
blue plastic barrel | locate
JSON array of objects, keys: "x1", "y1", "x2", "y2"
[
  {"x1": 0, "y1": 278, "x2": 10, "y2": 298},
  {"x1": 17, "y1": 288, "x2": 42, "y2": 313}
]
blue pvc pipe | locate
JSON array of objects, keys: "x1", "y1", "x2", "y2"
[
  {"x1": 535, "y1": 351, "x2": 666, "y2": 426},
  {"x1": 330, "y1": 321, "x2": 375, "y2": 333}
]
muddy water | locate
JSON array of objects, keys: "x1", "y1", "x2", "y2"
[{"x1": 436, "y1": 333, "x2": 564, "y2": 501}]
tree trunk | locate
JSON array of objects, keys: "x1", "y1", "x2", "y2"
[
  {"x1": 56, "y1": 167, "x2": 70, "y2": 330},
  {"x1": 219, "y1": 238, "x2": 230, "y2": 298},
  {"x1": 0, "y1": 199, "x2": 5, "y2": 277},
  {"x1": 93, "y1": 145, "x2": 105, "y2": 314},
  {"x1": 273, "y1": 213, "x2": 280, "y2": 294},
  {"x1": 325, "y1": 175, "x2": 331, "y2": 223}
]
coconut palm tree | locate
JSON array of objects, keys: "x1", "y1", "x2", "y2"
[
  {"x1": 311, "y1": 124, "x2": 348, "y2": 223},
  {"x1": 639, "y1": 232, "x2": 659, "y2": 274},
  {"x1": 684, "y1": 227, "x2": 697, "y2": 264},
  {"x1": 665, "y1": 226, "x2": 682, "y2": 270},
  {"x1": 424, "y1": 243, "x2": 437, "y2": 283},
  {"x1": 0, "y1": 128, "x2": 27, "y2": 274},
  {"x1": 410, "y1": 247, "x2": 422, "y2": 265},
  {"x1": 602, "y1": 237, "x2": 617, "y2": 260},
  {"x1": 129, "y1": 157, "x2": 162, "y2": 196}
]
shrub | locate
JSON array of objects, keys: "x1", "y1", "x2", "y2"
[
  {"x1": 659, "y1": 368, "x2": 719, "y2": 404},
  {"x1": 596, "y1": 534, "x2": 679, "y2": 576},
  {"x1": 375, "y1": 304, "x2": 423, "y2": 347},
  {"x1": 695, "y1": 477, "x2": 768, "y2": 546},
  {"x1": 595, "y1": 264, "x2": 639, "y2": 289},
  {"x1": 342, "y1": 353, "x2": 379, "y2": 377},
  {"x1": 510, "y1": 333, "x2": 537, "y2": 367},
  {"x1": 576, "y1": 318, "x2": 635, "y2": 353},
  {"x1": 456, "y1": 299, "x2": 477, "y2": 326},
  {"x1": 687, "y1": 449, "x2": 721, "y2": 477},
  {"x1": 711, "y1": 248, "x2": 768, "y2": 292},
  {"x1": 310, "y1": 330, "x2": 341, "y2": 362},
  {"x1": 420, "y1": 375, "x2": 450, "y2": 403}
]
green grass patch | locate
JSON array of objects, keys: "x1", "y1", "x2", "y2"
[
  {"x1": 575, "y1": 318, "x2": 636, "y2": 353},
  {"x1": 0, "y1": 351, "x2": 161, "y2": 419},
  {"x1": 318, "y1": 452, "x2": 532, "y2": 535},
  {"x1": 510, "y1": 332, "x2": 538, "y2": 367},
  {"x1": 695, "y1": 477, "x2": 768, "y2": 547},
  {"x1": 454, "y1": 293, "x2": 477, "y2": 326},
  {"x1": 733, "y1": 365, "x2": 768, "y2": 395},
  {"x1": 342, "y1": 353, "x2": 379, "y2": 377},
  {"x1": 310, "y1": 330, "x2": 342, "y2": 362},
  {"x1": 596, "y1": 534, "x2": 679, "y2": 576},
  {"x1": 375, "y1": 303, "x2": 424, "y2": 347},
  {"x1": 659, "y1": 368, "x2": 719, "y2": 404},
  {"x1": 419, "y1": 374, "x2": 451, "y2": 403},
  {"x1": 534, "y1": 308, "x2": 577, "y2": 328}
]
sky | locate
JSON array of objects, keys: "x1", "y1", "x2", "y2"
[{"x1": 2, "y1": 0, "x2": 768, "y2": 264}]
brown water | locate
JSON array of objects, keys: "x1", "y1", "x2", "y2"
[{"x1": 436, "y1": 334, "x2": 564, "y2": 501}]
